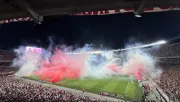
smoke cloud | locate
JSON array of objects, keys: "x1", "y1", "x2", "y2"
[{"x1": 12, "y1": 43, "x2": 162, "y2": 82}]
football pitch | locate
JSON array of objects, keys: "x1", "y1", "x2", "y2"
[{"x1": 26, "y1": 76, "x2": 143, "y2": 101}]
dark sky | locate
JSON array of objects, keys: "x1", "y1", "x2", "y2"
[{"x1": 0, "y1": 11, "x2": 180, "y2": 50}]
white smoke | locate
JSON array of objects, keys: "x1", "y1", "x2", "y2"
[
  {"x1": 12, "y1": 43, "x2": 162, "y2": 80},
  {"x1": 121, "y1": 49, "x2": 156, "y2": 78},
  {"x1": 12, "y1": 47, "x2": 42, "y2": 77}
]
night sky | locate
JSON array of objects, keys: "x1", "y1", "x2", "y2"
[{"x1": 0, "y1": 11, "x2": 180, "y2": 50}]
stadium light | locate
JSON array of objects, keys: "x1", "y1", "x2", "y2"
[
  {"x1": 135, "y1": 14, "x2": 142, "y2": 18},
  {"x1": 156, "y1": 40, "x2": 166, "y2": 44},
  {"x1": 66, "y1": 40, "x2": 167, "y2": 54},
  {"x1": 121, "y1": 40, "x2": 167, "y2": 51}
]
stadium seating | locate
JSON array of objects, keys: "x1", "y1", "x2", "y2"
[
  {"x1": 0, "y1": 50, "x2": 110, "y2": 102},
  {"x1": 148, "y1": 43, "x2": 180, "y2": 57},
  {"x1": 0, "y1": 43, "x2": 179, "y2": 101},
  {"x1": 148, "y1": 43, "x2": 180, "y2": 101}
]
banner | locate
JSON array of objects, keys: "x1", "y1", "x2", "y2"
[
  {"x1": 75, "y1": 7, "x2": 180, "y2": 16},
  {"x1": 0, "y1": 17, "x2": 33, "y2": 24},
  {"x1": 26, "y1": 46, "x2": 42, "y2": 54},
  {"x1": 1, "y1": 6, "x2": 180, "y2": 24}
]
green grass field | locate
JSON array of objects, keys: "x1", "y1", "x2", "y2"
[{"x1": 26, "y1": 75, "x2": 143, "y2": 101}]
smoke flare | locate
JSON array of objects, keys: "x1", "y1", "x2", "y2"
[{"x1": 13, "y1": 44, "x2": 161, "y2": 82}]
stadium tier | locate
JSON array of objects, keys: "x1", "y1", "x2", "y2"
[{"x1": 0, "y1": 43, "x2": 179, "y2": 101}]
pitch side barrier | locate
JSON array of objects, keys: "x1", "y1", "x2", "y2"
[
  {"x1": 0, "y1": 71, "x2": 15, "y2": 76},
  {"x1": 156, "y1": 88, "x2": 169, "y2": 102},
  {"x1": 156, "y1": 88, "x2": 178, "y2": 102},
  {"x1": 156, "y1": 56, "x2": 180, "y2": 59},
  {"x1": 0, "y1": 61, "x2": 13, "y2": 66},
  {"x1": 156, "y1": 57, "x2": 180, "y2": 65}
]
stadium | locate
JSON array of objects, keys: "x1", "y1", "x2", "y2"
[
  {"x1": 0, "y1": 41, "x2": 179, "y2": 102},
  {"x1": 0, "y1": 0, "x2": 180, "y2": 102}
]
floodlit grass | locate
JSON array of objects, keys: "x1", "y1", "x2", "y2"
[{"x1": 25, "y1": 75, "x2": 143, "y2": 101}]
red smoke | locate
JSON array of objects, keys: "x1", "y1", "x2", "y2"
[
  {"x1": 35, "y1": 50, "x2": 86, "y2": 82},
  {"x1": 136, "y1": 68, "x2": 142, "y2": 81},
  {"x1": 108, "y1": 64, "x2": 121, "y2": 73},
  {"x1": 108, "y1": 63, "x2": 143, "y2": 81}
]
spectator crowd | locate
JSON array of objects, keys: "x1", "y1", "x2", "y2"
[
  {"x1": 148, "y1": 42, "x2": 180, "y2": 58},
  {"x1": 147, "y1": 43, "x2": 180, "y2": 101},
  {"x1": 157, "y1": 65, "x2": 180, "y2": 101},
  {"x1": 0, "y1": 75, "x2": 110, "y2": 102},
  {"x1": 0, "y1": 43, "x2": 179, "y2": 101},
  {"x1": 0, "y1": 50, "x2": 116, "y2": 102},
  {"x1": 0, "y1": 50, "x2": 15, "y2": 62}
]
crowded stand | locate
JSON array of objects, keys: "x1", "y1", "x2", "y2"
[
  {"x1": 148, "y1": 43, "x2": 180, "y2": 101},
  {"x1": 148, "y1": 42, "x2": 180, "y2": 57},
  {"x1": 0, "y1": 43, "x2": 179, "y2": 101},
  {"x1": 0, "y1": 50, "x2": 16, "y2": 62},
  {"x1": 157, "y1": 65, "x2": 180, "y2": 101},
  {"x1": 0, "y1": 66, "x2": 15, "y2": 76},
  {"x1": 0, "y1": 75, "x2": 110, "y2": 102},
  {"x1": 0, "y1": 50, "x2": 111, "y2": 102},
  {"x1": 157, "y1": 57, "x2": 180, "y2": 65}
]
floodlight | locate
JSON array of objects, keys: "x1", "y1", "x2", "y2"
[
  {"x1": 135, "y1": 14, "x2": 142, "y2": 17},
  {"x1": 156, "y1": 40, "x2": 166, "y2": 44}
]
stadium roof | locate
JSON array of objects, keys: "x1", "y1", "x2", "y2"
[{"x1": 1, "y1": 0, "x2": 180, "y2": 23}]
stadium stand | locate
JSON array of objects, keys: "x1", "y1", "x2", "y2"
[
  {"x1": 148, "y1": 43, "x2": 180, "y2": 101},
  {"x1": 0, "y1": 43, "x2": 180, "y2": 101},
  {"x1": 0, "y1": 50, "x2": 111, "y2": 102},
  {"x1": 148, "y1": 42, "x2": 180, "y2": 57},
  {"x1": 0, "y1": 75, "x2": 111, "y2": 102},
  {"x1": 0, "y1": 50, "x2": 16, "y2": 62},
  {"x1": 157, "y1": 65, "x2": 180, "y2": 101}
]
